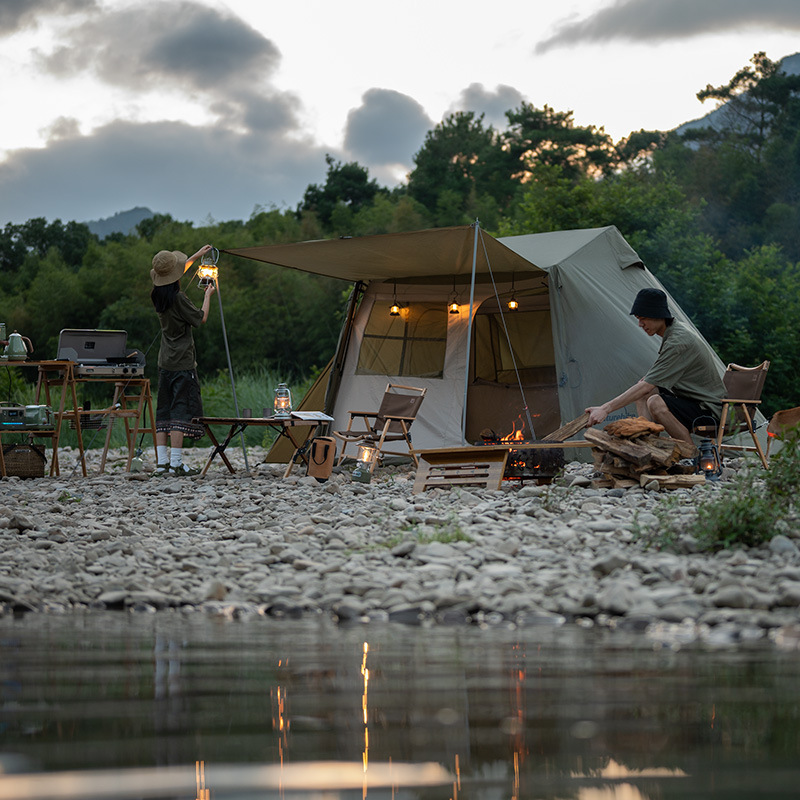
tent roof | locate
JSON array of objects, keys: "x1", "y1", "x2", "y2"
[
  {"x1": 223, "y1": 225, "x2": 644, "y2": 284},
  {"x1": 223, "y1": 225, "x2": 544, "y2": 283}
]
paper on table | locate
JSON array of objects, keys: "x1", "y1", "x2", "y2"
[{"x1": 291, "y1": 411, "x2": 334, "y2": 422}]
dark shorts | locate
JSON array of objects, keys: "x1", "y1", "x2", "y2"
[
  {"x1": 657, "y1": 387, "x2": 718, "y2": 431},
  {"x1": 156, "y1": 369, "x2": 205, "y2": 440}
]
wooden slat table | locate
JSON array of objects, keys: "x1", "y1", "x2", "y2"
[{"x1": 412, "y1": 441, "x2": 594, "y2": 493}]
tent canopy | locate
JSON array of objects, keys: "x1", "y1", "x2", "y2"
[{"x1": 223, "y1": 225, "x2": 546, "y2": 283}]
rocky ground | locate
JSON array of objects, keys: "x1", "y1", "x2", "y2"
[{"x1": 1, "y1": 445, "x2": 799, "y2": 650}]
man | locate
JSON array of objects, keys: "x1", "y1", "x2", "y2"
[{"x1": 585, "y1": 288, "x2": 725, "y2": 444}]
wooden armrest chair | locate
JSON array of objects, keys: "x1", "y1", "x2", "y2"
[
  {"x1": 693, "y1": 361, "x2": 770, "y2": 469},
  {"x1": 333, "y1": 383, "x2": 426, "y2": 473}
]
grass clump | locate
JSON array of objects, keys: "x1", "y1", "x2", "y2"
[{"x1": 641, "y1": 428, "x2": 800, "y2": 552}]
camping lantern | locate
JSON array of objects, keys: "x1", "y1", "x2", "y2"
[
  {"x1": 389, "y1": 281, "x2": 402, "y2": 316},
  {"x1": 507, "y1": 274, "x2": 519, "y2": 310},
  {"x1": 448, "y1": 277, "x2": 460, "y2": 315},
  {"x1": 696, "y1": 438, "x2": 722, "y2": 481},
  {"x1": 352, "y1": 442, "x2": 377, "y2": 483},
  {"x1": 197, "y1": 247, "x2": 219, "y2": 288},
  {"x1": 273, "y1": 383, "x2": 292, "y2": 418}
]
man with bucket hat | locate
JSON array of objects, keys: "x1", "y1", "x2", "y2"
[{"x1": 585, "y1": 287, "x2": 725, "y2": 444}]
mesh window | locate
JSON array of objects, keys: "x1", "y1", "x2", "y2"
[{"x1": 356, "y1": 302, "x2": 447, "y2": 377}]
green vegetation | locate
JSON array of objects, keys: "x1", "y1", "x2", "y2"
[
  {"x1": 2, "y1": 51, "x2": 800, "y2": 430},
  {"x1": 640, "y1": 429, "x2": 800, "y2": 552}
]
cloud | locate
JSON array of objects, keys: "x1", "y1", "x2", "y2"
[
  {"x1": 449, "y1": 83, "x2": 525, "y2": 130},
  {"x1": 536, "y1": 0, "x2": 800, "y2": 53},
  {"x1": 0, "y1": 118, "x2": 328, "y2": 225},
  {"x1": 0, "y1": 0, "x2": 96, "y2": 36},
  {"x1": 36, "y1": 1, "x2": 294, "y2": 133},
  {"x1": 343, "y1": 88, "x2": 432, "y2": 167}
]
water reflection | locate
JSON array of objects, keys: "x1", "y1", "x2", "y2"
[{"x1": 1, "y1": 611, "x2": 799, "y2": 799}]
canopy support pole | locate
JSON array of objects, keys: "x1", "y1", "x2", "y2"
[{"x1": 461, "y1": 222, "x2": 480, "y2": 445}]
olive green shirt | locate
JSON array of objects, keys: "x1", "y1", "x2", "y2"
[
  {"x1": 643, "y1": 320, "x2": 725, "y2": 420},
  {"x1": 157, "y1": 291, "x2": 203, "y2": 371}
]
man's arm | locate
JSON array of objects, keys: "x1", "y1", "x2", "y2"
[{"x1": 585, "y1": 379, "x2": 656, "y2": 426}]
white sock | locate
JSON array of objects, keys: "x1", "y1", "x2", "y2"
[
  {"x1": 157, "y1": 445, "x2": 169, "y2": 466},
  {"x1": 170, "y1": 448, "x2": 182, "y2": 468}
]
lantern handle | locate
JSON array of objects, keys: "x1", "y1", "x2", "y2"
[{"x1": 201, "y1": 246, "x2": 220, "y2": 266}]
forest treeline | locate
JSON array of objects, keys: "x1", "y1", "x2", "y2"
[{"x1": 1, "y1": 52, "x2": 799, "y2": 415}]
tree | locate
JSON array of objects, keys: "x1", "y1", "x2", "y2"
[
  {"x1": 407, "y1": 112, "x2": 514, "y2": 220},
  {"x1": 502, "y1": 102, "x2": 616, "y2": 181},
  {"x1": 299, "y1": 155, "x2": 384, "y2": 229}
]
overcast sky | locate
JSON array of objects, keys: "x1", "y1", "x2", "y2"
[{"x1": 1, "y1": 0, "x2": 800, "y2": 227}]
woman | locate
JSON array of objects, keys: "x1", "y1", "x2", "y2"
[{"x1": 150, "y1": 245, "x2": 215, "y2": 476}]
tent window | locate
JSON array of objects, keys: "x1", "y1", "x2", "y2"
[
  {"x1": 473, "y1": 308, "x2": 555, "y2": 384},
  {"x1": 357, "y1": 302, "x2": 447, "y2": 377}
]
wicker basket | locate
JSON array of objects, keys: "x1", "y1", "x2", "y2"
[{"x1": 2, "y1": 444, "x2": 47, "y2": 478}]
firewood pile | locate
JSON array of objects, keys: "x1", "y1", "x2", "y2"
[{"x1": 586, "y1": 417, "x2": 703, "y2": 490}]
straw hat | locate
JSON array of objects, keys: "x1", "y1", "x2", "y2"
[{"x1": 150, "y1": 250, "x2": 188, "y2": 286}]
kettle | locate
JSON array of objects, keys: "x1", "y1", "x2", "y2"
[{"x1": 4, "y1": 331, "x2": 33, "y2": 361}]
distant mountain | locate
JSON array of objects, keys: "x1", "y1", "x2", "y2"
[
  {"x1": 676, "y1": 52, "x2": 800, "y2": 136},
  {"x1": 84, "y1": 206, "x2": 154, "y2": 238}
]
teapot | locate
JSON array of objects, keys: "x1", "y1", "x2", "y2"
[{"x1": 4, "y1": 331, "x2": 33, "y2": 361}]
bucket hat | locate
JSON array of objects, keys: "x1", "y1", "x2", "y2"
[
  {"x1": 150, "y1": 250, "x2": 188, "y2": 286},
  {"x1": 630, "y1": 288, "x2": 672, "y2": 320}
]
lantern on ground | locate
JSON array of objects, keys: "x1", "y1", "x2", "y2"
[
  {"x1": 273, "y1": 383, "x2": 293, "y2": 418},
  {"x1": 696, "y1": 438, "x2": 722, "y2": 481},
  {"x1": 352, "y1": 442, "x2": 378, "y2": 483}
]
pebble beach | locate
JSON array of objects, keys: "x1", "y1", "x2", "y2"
[{"x1": 2, "y1": 445, "x2": 800, "y2": 650}]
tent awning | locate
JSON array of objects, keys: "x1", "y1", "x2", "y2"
[{"x1": 222, "y1": 225, "x2": 545, "y2": 283}]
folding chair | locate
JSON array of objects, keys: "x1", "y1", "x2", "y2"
[
  {"x1": 694, "y1": 361, "x2": 770, "y2": 469},
  {"x1": 333, "y1": 383, "x2": 427, "y2": 473},
  {"x1": 766, "y1": 406, "x2": 800, "y2": 459}
]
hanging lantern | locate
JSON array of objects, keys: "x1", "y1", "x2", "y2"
[
  {"x1": 448, "y1": 277, "x2": 460, "y2": 315},
  {"x1": 507, "y1": 273, "x2": 519, "y2": 310},
  {"x1": 273, "y1": 383, "x2": 293, "y2": 418},
  {"x1": 389, "y1": 281, "x2": 402, "y2": 317},
  {"x1": 352, "y1": 442, "x2": 377, "y2": 483},
  {"x1": 198, "y1": 247, "x2": 219, "y2": 288},
  {"x1": 695, "y1": 438, "x2": 722, "y2": 481}
]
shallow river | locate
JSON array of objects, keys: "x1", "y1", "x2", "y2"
[{"x1": 1, "y1": 611, "x2": 799, "y2": 799}]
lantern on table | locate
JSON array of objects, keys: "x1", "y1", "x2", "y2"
[
  {"x1": 352, "y1": 442, "x2": 378, "y2": 483},
  {"x1": 273, "y1": 383, "x2": 293, "y2": 418}
]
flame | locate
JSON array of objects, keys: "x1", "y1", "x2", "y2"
[{"x1": 501, "y1": 415, "x2": 528, "y2": 442}]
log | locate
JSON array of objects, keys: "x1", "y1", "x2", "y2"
[
  {"x1": 639, "y1": 473, "x2": 706, "y2": 489},
  {"x1": 583, "y1": 428, "x2": 652, "y2": 466},
  {"x1": 604, "y1": 416, "x2": 665, "y2": 438},
  {"x1": 542, "y1": 412, "x2": 590, "y2": 442}
]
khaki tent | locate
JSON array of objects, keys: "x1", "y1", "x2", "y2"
[{"x1": 224, "y1": 224, "x2": 731, "y2": 455}]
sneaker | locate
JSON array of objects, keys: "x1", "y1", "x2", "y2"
[
  {"x1": 151, "y1": 463, "x2": 170, "y2": 477},
  {"x1": 168, "y1": 463, "x2": 200, "y2": 477}
]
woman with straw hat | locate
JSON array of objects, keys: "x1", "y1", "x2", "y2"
[{"x1": 150, "y1": 245, "x2": 215, "y2": 476}]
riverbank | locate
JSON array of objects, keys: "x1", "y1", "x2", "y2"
[{"x1": 1, "y1": 446, "x2": 799, "y2": 650}]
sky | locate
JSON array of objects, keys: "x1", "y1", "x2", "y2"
[{"x1": 2, "y1": 0, "x2": 800, "y2": 228}]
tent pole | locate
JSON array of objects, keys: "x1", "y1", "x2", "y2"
[
  {"x1": 461, "y1": 221, "x2": 480, "y2": 445},
  {"x1": 323, "y1": 281, "x2": 365, "y2": 415}
]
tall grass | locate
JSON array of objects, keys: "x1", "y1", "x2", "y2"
[{"x1": 0, "y1": 366, "x2": 315, "y2": 452}]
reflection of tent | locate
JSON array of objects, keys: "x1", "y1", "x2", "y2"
[{"x1": 224, "y1": 224, "x2": 729, "y2": 455}]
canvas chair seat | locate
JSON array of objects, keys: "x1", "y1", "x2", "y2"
[
  {"x1": 333, "y1": 383, "x2": 426, "y2": 473},
  {"x1": 693, "y1": 361, "x2": 770, "y2": 469}
]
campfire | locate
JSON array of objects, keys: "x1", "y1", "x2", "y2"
[{"x1": 480, "y1": 416, "x2": 565, "y2": 483}]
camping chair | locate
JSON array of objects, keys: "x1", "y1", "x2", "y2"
[
  {"x1": 333, "y1": 383, "x2": 427, "y2": 473},
  {"x1": 693, "y1": 361, "x2": 770, "y2": 469},
  {"x1": 766, "y1": 406, "x2": 800, "y2": 459}
]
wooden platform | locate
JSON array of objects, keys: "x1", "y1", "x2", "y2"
[{"x1": 412, "y1": 440, "x2": 592, "y2": 493}]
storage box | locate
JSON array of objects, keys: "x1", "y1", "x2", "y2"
[{"x1": 2, "y1": 443, "x2": 47, "y2": 478}]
